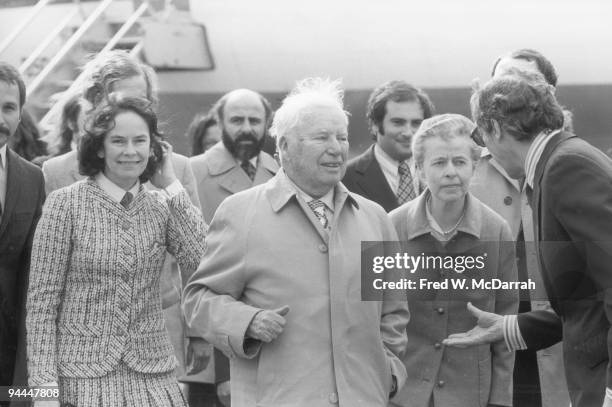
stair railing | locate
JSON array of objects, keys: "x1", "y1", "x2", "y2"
[{"x1": 38, "y1": 0, "x2": 150, "y2": 130}]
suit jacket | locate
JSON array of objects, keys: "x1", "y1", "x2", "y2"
[
  {"x1": 389, "y1": 192, "x2": 518, "y2": 407},
  {"x1": 343, "y1": 145, "x2": 420, "y2": 213},
  {"x1": 40, "y1": 149, "x2": 201, "y2": 377},
  {"x1": 0, "y1": 148, "x2": 44, "y2": 387},
  {"x1": 190, "y1": 142, "x2": 279, "y2": 223},
  {"x1": 26, "y1": 181, "x2": 206, "y2": 385},
  {"x1": 520, "y1": 131, "x2": 612, "y2": 407},
  {"x1": 471, "y1": 150, "x2": 570, "y2": 407},
  {"x1": 183, "y1": 171, "x2": 409, "y2": 407}
]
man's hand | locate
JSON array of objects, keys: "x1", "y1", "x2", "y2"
[
  {"x1": 442, "y1": 302, "x2": 505, "y2": 348},
  {"x1": 185, "y1": 337, "x2": 212, "y2": 375},
  {"x1": 246, "y1": 306, "x2": 290, "y2": 343}
]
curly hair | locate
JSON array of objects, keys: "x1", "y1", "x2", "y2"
[
  {"x1": 78, "y1": 96, "x2": 163, "y2": 183},
  {"x1": 366, "y1": 80, "x2": 435, "y2": 140},
  {"x1": 471, "y1": 68, "x2": 564, "y2": 142},
  {"x1": 81, "y1": 50, "x2": 157, "y2": 108}
]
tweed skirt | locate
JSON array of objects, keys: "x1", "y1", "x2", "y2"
[{"x1": 59, "y1": 362, "x2": 187, "y2": 407}]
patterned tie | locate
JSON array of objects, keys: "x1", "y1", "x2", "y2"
[
  {"x1": 241, "y1": 160, "x2": 256, "y2": 181},
  {"x1": 396, "y1": 160, "x2": 415, "y2": 204},
  {"x1": 120, "y1": 192, "x2": 133, "y2": 209},
  {"x1": 308, "y1": 199, "x2": 329, "y2": 229}
]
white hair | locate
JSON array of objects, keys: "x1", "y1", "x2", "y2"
[{"x1": 270, "y1": 77, "x2": 348, "y2": 144}]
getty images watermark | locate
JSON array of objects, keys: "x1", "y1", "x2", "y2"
[{"x1": 360, "y1": 240, "x2": 537, "y2": 301}]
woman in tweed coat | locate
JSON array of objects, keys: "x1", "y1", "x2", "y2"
[{"x1": 26, "y1": 97, "x2": 206, "y2": 406}]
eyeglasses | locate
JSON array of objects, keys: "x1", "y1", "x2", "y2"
[{"x1": 471, "y1": 126, "x2": 486, "y2": 147}]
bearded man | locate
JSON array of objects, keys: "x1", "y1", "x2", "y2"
[{"x1": 186, "y1": 88, "x2": 278, "y2": 406}]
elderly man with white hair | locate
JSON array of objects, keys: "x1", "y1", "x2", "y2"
[{"x1": 183, "y1": 78, "x2": 409, "y2": 407}]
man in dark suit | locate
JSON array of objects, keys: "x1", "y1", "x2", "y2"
[
  {"x1": 444, "y1": 69, "x2": 612, "y2": 407},
  {"x1": 0, "y1": 62, "x2": 45, "y2": 392},
  {"x1": 342, "y1": 81, "x2": 434, "y2": 212}
]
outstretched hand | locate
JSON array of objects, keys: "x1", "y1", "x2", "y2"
[{"x1": 442, "y1": 302, "x2": 505, "y2": 348}]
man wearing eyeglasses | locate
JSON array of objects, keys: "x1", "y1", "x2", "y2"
[
  {"x1": 446, "y1": 68, "x2": 612, "y2": 407},
  {"x1": 469, "y1": 50, "x2": 570, "y2": 407}
]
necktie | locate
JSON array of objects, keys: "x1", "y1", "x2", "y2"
[
  {"x1": 308, "y1": 199, "x2": 329, "y2": 229},
  {"x1": 241, "y1": 160, "x2": 256, "y2": 181},
  {"x1": 397, "y1": 160, "x2": 415, "y2": 204},
  {"x1": 120, "y1": 192, "x2": 133, "y2": 209}
]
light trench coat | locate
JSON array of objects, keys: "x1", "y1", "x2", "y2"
[{"x1": 183, "y1": 170, "x2": 409, "y2": 407}]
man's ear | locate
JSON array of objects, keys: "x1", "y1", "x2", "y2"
[
  {"x1": 278, "y1": 135, "x2": 288, "y2": 155},
  {"x1": 491, "y1": 120, "x2": 503, "y2": 141}
]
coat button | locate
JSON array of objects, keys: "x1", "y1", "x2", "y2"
[
  {"x1": 328, "y1": 392, "x2": 339, "y2": 404},
  {"x1": 504, "y1": 196, "x2": 513, "y2": 205},
  {"x1": 319, "y1": 244, "x2": 328, "y2": 253},
  {"x1": 123, "y1": 247, "x2": 131, "y2": 255},
  {"x1": 122, "y1": 221, "x2": 131, "y2": 230},
  {"x1": 436, "y1": 307, "x2": 444, "y2": 314},
  {"x1": 437, "y1": 380, "x2": 445, "y2": 387},
  {"x1": 114, "y1": 326, "x2": 124, "y2": 336},
  {"x1": 434, "y1": 342, "x2": 442, "y2": 350}
]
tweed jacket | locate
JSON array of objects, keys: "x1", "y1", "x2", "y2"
[
  {"x1": 0, "y1": 148, "x2": 45, "y2": 387},
  {"x1": 515, "y1": 132, "x2": 612, "y2": 407},
  {"x1": 389, "y1": 192, "x2": 518, "y2": 407},
  {"x1": 343, "y1": 145, "x2": 421, "y2": 213},
  {"x1": 26, "y1": 179, "x2": 206, "y2": 386},
  {"x1": 41, "y1": 149, "x2": 200, "y2": 377},
  {"x1": 189, "y1": 142, "x2": 278, "y2": 223},
  {"x1": 183, "y1": 170, "x2": 410, "y2": 407},
  {"x1": 471, "y1": 150, "x2": 570, "y2": 407}
]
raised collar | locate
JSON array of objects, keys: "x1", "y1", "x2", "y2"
[{"x1": 266, "y1": 168, "x2": 359, "y2": 213}]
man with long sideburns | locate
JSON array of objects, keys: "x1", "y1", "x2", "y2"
[
  {"x1": 0, "y1": 62, "x2": 45, "y2": 397},
  {"x1": 183, "y1": 78, "x2": 409, "y2": 406}
]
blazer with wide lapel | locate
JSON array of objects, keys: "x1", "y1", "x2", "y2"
[
  {"x1": 529, "y1": 131, "x2": 612, "y2": 407},
  {"x1": 343, "y1": 145, "x2": 420, "y2": 213},
  {"x1": 0, "y1": 148, "x2": 45, "y2": 387},
  {"x1": 191, "y1": 142, "x2": 279, "y2": 223}
]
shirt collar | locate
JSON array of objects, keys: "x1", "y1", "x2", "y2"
[
  {"x1": 284, "y1": 171, "x2": 335, "y2": 211},
  {"x1": 266, "y1": 168, "x2": 358, "y2": 213},
  {"x1": 235, "y1": 155, "x2": 258, "y2": 168},
  {"x1": 0, "y1": 144, "x2": 6, "y2": 170},
  {"x1": 374, "y1": 143, "x2": 410, "y2": 173},
  {"x1": 95, "y1": 172, "x2": 140, "y2": 203},
  {"x1": 406, "y1": 190, "x2": 482, "y2": 240},
  {"x1": 525, "y1": 129, "x2": 562, "y2": 188}
]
